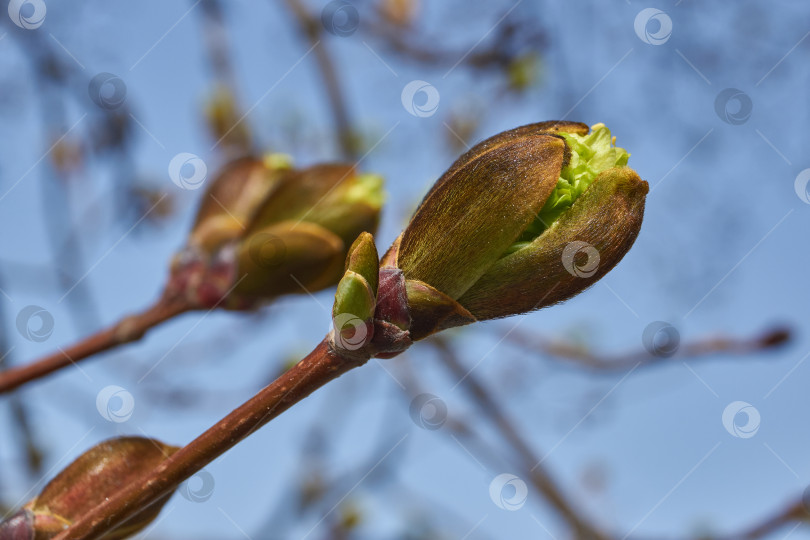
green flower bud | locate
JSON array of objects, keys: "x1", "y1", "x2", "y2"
[
  {"x1": 382, "y1": 121, "x2": 647, "y2": 340},
  {"x1": 0, "y1": 437, "x2": 179, "y2": 539},
  {"x1": 168, "y1": 159, "x2": 385, "y2": 310}
]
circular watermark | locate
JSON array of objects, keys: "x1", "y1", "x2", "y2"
[
  {"x1": 409, "y1": 393, "x2": 447, "y2": 430},
  {"x1": 88, "y1": 73, "x2": 127, "y2": 110},
  {"x1": 15, "y1": 305, "x2": 54, "y2": 343},
  {"x1": 722, "y1": 401, "x2": 760, "y2": 439},
  {"x1": 642, "y1": 321, "x2": 680, "y2": 358},
  {"x1": 96, "y1": 385, "x2": 135, "y2": 423},
  {"x1": 489, "y1": 473, "x2": 528, "y2": 511},
  {"x1": 634, "y1": 8, "x2": 672, "y2": 46},
  {"x1": 179, "y1": 470, "x2": 215, "y2": 502},
  {"x1": 321, "y1": 0, "x2": 359, "y2": 37},
  {"x1": 714, "y1": 88, "x2": 753, "y2": 125},
  {"x1": 332, "y1": 313, "x2": 369, "y2": 351},
  {"x1": 168, "y1": 153, "x2": 207, "y2": 190},
  {"x1": 8, "y1": 0, "x2": 46, "y2": 29},
  {"x1": 401, "y1": 80, "x2": 440, "y2": 118},
  {"x1": 794, "y1": 168, "x2": 810, "y2": 204},
  {"x1": 561, "y1": 241, "x2": 600, "y2": 278},
  {"x1": 247, "y1": 232, "x2": 287, "y2": 269}
]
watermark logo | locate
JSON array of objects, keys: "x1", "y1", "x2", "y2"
[
  {"x1": 794, "y1": 168, "x2": 810, "y2": 204},
  {"x1": 88, "y1": 73, "x2": 127, "y2": 110},
  {"x1": 179, "y1": 470, "x2": 215, "y2": 502},
  {"x1": 8, "y1": 0, "x2": 46, "y2": 29},
  {"x1": 561, "y1": 241, "x2": 600, "y2": 278},
  {"x1": 489, "y1": 473, "x2": 528, "y2": 511},
  {"x1": 722, "y1": 401, "x2": 760, "y2": 438},
  {"x1": 321, "y1": 1, "x2": 359, "y2": 37},
  {"x1": 96, "y1": 385, "x2": 135, "y2": 423},
  {"x1": 16, "y1": 305, "x2": 54, "y2": 343},
  {"x1": 642, "y1": 321, "x2": 680, "y2": 358},
  {"x1": 409, "y1": 393, "x2": 447, "y2": 430},
  {"x1": 169, "y1": 153, "x2": 207, "y2": 190},
  {"x1": 247, "y1": 233, "x2": 287, "y2": 269},
  {"x1": 332, "y1": 313, "x2": 369, "y2": 351},
  {"x1": 715, "y1": 88, "x2": 753, "y2": 125},
  {"x1": 401, "y1": 80, "x2": 440, "y2": 118},
  {"x1": 634, "y1": 8, "x2": 672, "y2": 45}
]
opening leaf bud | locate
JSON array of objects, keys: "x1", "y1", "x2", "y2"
[{"x1": 378, "y1": 121, "x2": 647, "y2": 341}]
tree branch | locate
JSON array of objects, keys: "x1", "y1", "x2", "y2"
[
  {"x1": 0, "y1": 295, "x2": 191, "y2": 394},
  {"x1": 283, "y1": 0, "x2": 358, "y2": 160},
  {"x1": 55, "y1": 338, "x2": 367, "y2": 539},
  {"x1": 430, "y1": 336, "x2": 609, "y2": 540},
  {"x1": 502, "y1": 326, "x2": 791, "y2": 372}
]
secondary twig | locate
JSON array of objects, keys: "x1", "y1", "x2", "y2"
[
  {"x1": 0, "y1": 295, "x2": 191, "y2": 394},
  {"x1": 430, "y1": 336, "x2": 609, "y2": 540},
  {"x1": 723, "y1": 498, "x2": 807, "y2": 540},
  {"x1": 283, "y1": 0, "x2": 358, "y2": 160},
  {"x1": 503, "y1": 326, "x2": 791, "y2": 372}
]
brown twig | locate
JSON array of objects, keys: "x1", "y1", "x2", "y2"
[
  {"x1": 430, "y1": 336, "x2": 609, "y2": 540},
  {"x1": 0, "y1": 295, "x2": 191, "y2": 394},
  {"x1": 362, "y1": 10, "x2": 547, "y2": 73},
  {"x1": 721, "y1": 499, "x2": 807, "y2": 540},
  {"x1": 55, "y1": 338, "x2": 366, "y2": 539},
  {"x1": 503, "y1": 326, "x2": 791, "y2": 372},
  {"x1": 283, "y1": 0, "x2": 358, "y2": 160}
]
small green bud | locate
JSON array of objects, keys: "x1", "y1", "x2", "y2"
[
  {"x1": 333, "y1": 232, "x2": 379, "y2": 322},
  {"x1": 0, "y1": 437, "x2": 179, "y2": 540},
  {"x1": 332, "y1": 233, "x2": 379, "y2": 356}
]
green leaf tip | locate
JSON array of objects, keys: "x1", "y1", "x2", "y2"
[{"x1": 517, "y1": 123, "x2": 631, "y2": 246}]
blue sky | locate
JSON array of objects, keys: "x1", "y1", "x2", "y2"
[{"x1": 1, "y1": 1, "x2": 810, "y2": 538}]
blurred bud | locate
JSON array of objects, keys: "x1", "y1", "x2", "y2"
[
  {"x1": 368, "y1": 121, "x2": 646, "y2": 345},
  {"x1": 205, "y1": 85, "x2": 252, "y2": 156},
  {"x1": 757, "y1": 326, "x2": 791, "y2": 349},
  {"x1": 169, "y1": 158, "x2": 384, "y2": 310},
  {"x1": 506, "y1": 52, "x2": 541, "y2": 92},
  {"x1": 187, "y1": 155, "x2": 293, "y2": 254},
  {"x1": 231, "y1": 220, "x2": 346, "y2": 305},
  {"x1": 379, "y1": 0, "x2": 419, "y2": 27},
  {"x1": 0, "y1": 437, "x2": 178, "y2": 540},
  {"x1": 49, "y1": 136, "x2": 84, "y2": 176}
]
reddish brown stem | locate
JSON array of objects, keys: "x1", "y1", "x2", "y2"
[
  {"x1": 0, "y1": 296, "x2": 191, "y2": 394},
  {"x1": 55, "y1": 338, "x2": 366, "y2": 540}
]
